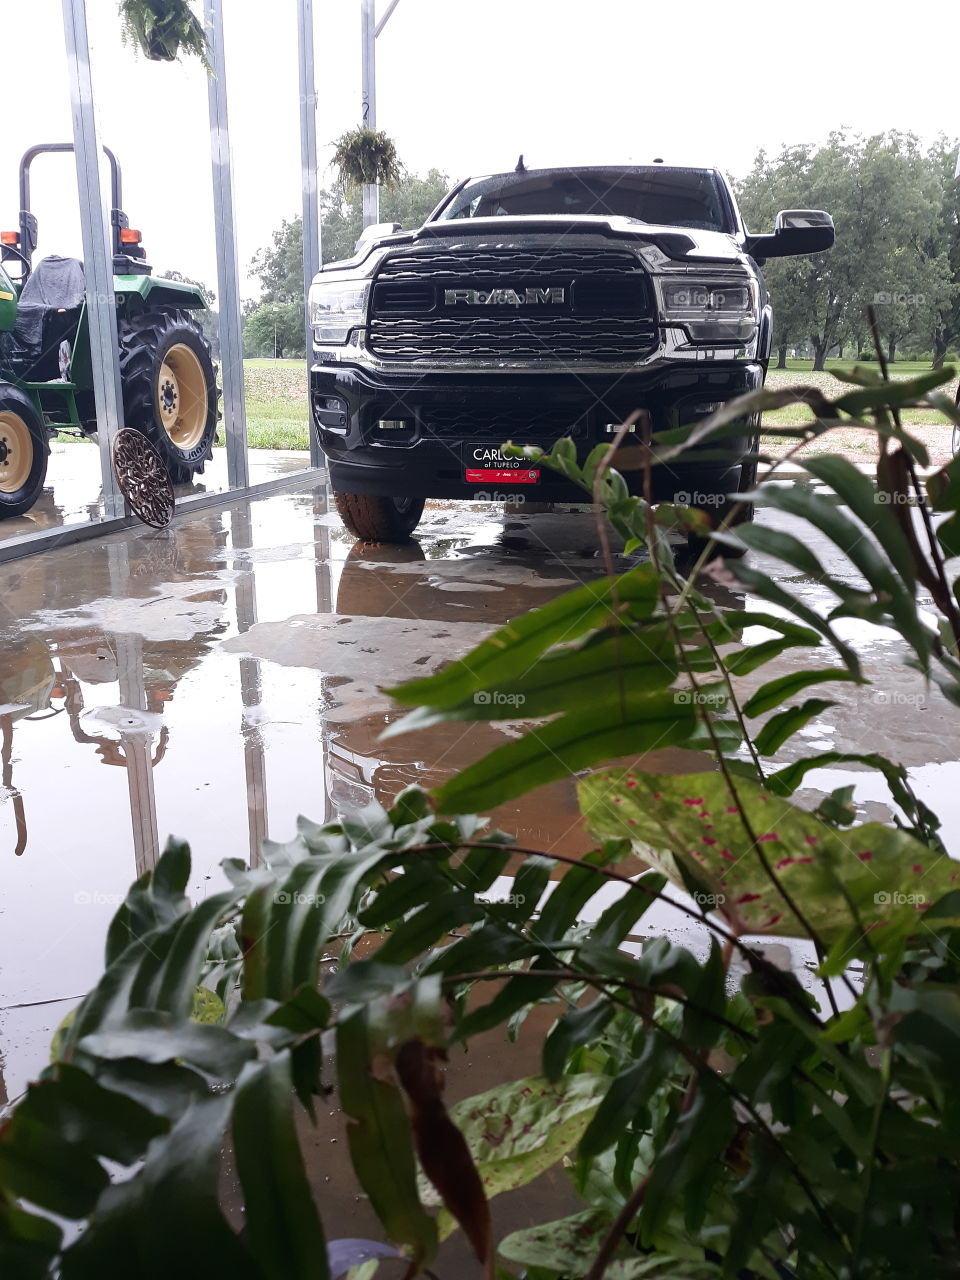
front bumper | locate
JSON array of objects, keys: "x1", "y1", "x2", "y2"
[{"x1": 311, "y1": 361, "x2": 763, "y2": 503}]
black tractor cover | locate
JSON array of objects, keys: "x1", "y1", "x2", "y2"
[{"x1": 0, "y1": 256, "x2": 86, "y2": 381}]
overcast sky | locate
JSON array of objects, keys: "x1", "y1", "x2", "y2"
[{"x1": 2, "y1": 0, "x2": 957, "y2": 298}]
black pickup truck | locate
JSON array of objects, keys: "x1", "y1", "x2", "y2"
[{"x1": 308, "y1": 164, "x2": 833, "y2": 543}]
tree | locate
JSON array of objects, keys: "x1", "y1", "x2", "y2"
[
  {"x1": 736, "y1": 146, "x2": 827, "y2": 368},
  {"x1": 925, "y1": 136, "x2": 960, "y2": 367},
  {"x1": 737, "y1": 133, "x2": 957, "y2": 370},
  {"x1": 243, "y1": 301, "x2": 303, "y2": 359},
  {"x1": 244, "y1": 171, "x2": 450, "y2": 357},
  {"x1": 318, "y1": 167, "x2": 449, "y2": 265}
]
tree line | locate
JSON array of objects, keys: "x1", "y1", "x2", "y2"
[
  {"x1": 243, "y1": 169, "x2": 449, "y2": 358},
  {"x1": 242, "y1": 136, "x2": 960, "y2": 368},
  {"x1": 736, "y1": 131, "x2": 960, "y2": 368}
]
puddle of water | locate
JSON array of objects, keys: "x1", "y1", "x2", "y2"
[{"x1": 0, "y1": 483, "x2": 957, "y2": 1255}]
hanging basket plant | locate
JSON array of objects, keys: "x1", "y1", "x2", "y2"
[
  {"x1": 118, "y1": 0, "x2": 211, "y2": 71},
  {"x1": 331, "y1": 128, "x2": 403, "y2": 193}
]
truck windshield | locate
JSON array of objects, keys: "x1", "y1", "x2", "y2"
[{"x1": 435, "y1": 168, "x2": 731, "y2": 233}]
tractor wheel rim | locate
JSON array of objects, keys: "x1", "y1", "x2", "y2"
[
  {"x1": 0, "y1": 411, "x2": 33, "y2": 493},
  {"x1": 157, "y1": 344, "x2": 208, "y2": 450}
]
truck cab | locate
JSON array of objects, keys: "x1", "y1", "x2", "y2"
[{"x1": 308, "y1": 164, "x2": 833, "y2": 544}]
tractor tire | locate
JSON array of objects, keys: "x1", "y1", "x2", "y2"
[
  {"x1": 0, "y1": 384, "x2": 48, "y2": 519},
  {"x1": 118, "y1": 309, "x2": 219, "y2": 483},
  {"x1": 334, "y1": 492, "x2": 425, "y2": 543}
]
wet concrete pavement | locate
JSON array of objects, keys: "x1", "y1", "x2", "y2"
[{"x1": 0, "y1": 469, "x2": 958, "y2": 1266}]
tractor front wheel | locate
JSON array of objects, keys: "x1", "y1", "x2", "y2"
[
  {"x1": 119, "y1": 309, "x2": 219, "y2": 483},
  {"x1": 0, "y1": 385, "x2": 48, "y2": 519}
]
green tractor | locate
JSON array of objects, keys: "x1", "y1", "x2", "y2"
[{"x1": 0, "y1": 143, "x2": 219, "y2": 518}]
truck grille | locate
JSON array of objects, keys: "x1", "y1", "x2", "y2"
[{"x1": 369, "y1": 244, "x2": 657, "y2": 363}]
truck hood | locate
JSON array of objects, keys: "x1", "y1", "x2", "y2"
[{"x1": 321, "y1": 215, "x2": 747, "y2": 276}]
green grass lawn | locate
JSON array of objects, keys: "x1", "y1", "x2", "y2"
[
  {"x1": 244, "y1": 360, "x2": 309, "y2": 449},
  {"x1": 55, "y1": 356, "x2": 959, "y2": 451}
]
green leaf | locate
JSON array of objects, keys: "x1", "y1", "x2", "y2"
[
  {"x1": 79, "y1": 1011, "x2": 255, "y2": 1080},
  {"x1": 433, "y1": 690, "x2": 697, "y2": 813},
  {"x1": 753, "y1": 698, "x2": 838, "y2": 757},
  {"x1": 336, "y1": 1004, "x2": 437, "y2": 1266},
  {"x1": 580, "y1": 769, "x2": 960, "y2": 944},
  {"x1": 725, "y1": 560, "x2": 862, "y2": 678},
  {"x1": 803, "y1": 454, "x2": 920, "y2": 587},
  {"x1": 543, "y1": 1000, "x2": 616, "y2": 1081},
  {"x1": 18, "y1": 1065, "x2": 167, "y2": 1167},
  {"x1": 499, "y1": 1210, "x2": 721, "y2": 1278},
  {"x1": 833, "y1": 366, "x2": 954, "y2": 416},
  {"x1": 384, "y1": 624, "x2": 677, "y2": 734},
  {"x1": 640, "y1": 1076, "x2": 736, "y2": 1239},
  {"x1": 59, "y1": 1093, "x2": 260, "y2": 1279},
  {"x1": 579, "y1": 1030, "x2": 675, "y2": 1158},
  {"x1": 233, "y1": 1051, "x2": 329, "y2": 1280},
  {"x1": 743, "y1": 668, "x2": 855, "y2": 717},
  {"x1": 105, "y1": 838, "x2": 190, "y2": 966},
  {"x1": 725, "y1": 635, "x2": 803, "y2": 677},
  {"x1": 417, "y1": 1075, "x2": 608, "y2": 1221},
  {"x1": 388, "y1": 567, "x2": 659, "y2": 709}
]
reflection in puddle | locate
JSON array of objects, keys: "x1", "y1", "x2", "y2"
[{"x1": 1, "y1": 486, "x2": 958, "y2": 1136}]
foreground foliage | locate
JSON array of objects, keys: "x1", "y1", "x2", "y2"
[{"x1": 2, "y1": 356, "x2": 960, "y2": 1278}]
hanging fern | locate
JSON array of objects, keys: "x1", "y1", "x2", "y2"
[
  {"x1": 118, "y1": 0, "x2": 211, "y2": 71},
  {"x1": 331, "y1": 128, "x2": 403, "y2": 192}
]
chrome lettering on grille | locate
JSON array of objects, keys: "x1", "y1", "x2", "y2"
[{"x1": 443, "y1": 287, "x2": 566, "y2": 306}]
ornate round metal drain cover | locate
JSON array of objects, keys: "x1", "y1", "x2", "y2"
[{"x1": 112, "y1": 429, "x2": 175, "y2": 528}]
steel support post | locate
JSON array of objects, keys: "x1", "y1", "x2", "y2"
[
  {"x1": 360, "y1": 0, "x2": 378, "y2": 227},
  {"x1": 61, "y1": 0, "x2": 126, "y2": 520},
  {"x1": 205, "y1": 0, "x2": 250, "y2": 490},
  {"x1": 297, "y1": 0, "x2": 324, "y2": 467}
]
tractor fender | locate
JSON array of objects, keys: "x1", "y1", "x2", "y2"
[{"x1": 114, "y1": 276, "x2": 209, "y2": 312}]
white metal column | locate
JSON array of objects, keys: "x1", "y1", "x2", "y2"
[
  {"x1": 360, "y1": 0, "x2": 378, "y2": 227},
  {"x1": 297, "y1": 0, "x2": 323, "y2": 468},
  {"x1": 205, "y1": 0, "x2": 250, "y2": 489},
  {"x1": 61, "y1": 0, "x2": 126, "y2": 520}
]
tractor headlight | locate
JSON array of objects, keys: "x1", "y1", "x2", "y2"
[
  {"x1": 658, "y1": 276, "x2": 759, "y2": 343},
  {"x1": 309, "y1": 279, "x2": 371, "y2": 344}
]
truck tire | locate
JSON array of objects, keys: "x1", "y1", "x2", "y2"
[
  {"x1": 334, "y1": 492, "x2": 425, "y2": 542},
  {"x1": 0, "y1": 385, "x2": 48, "y2": 519},
  {"x1": 118, "y1": 309, "x2": 219, "y2": 483},
  {"x1": 685, "y1": 421, "x2": 760, "y2": 561}
]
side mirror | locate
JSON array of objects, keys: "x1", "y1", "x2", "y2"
[
  {"x1": 745, "y1": 210, "x2": 834, "y2": 261},
  {"x1": 354, "y1": 221, "x2": 402, "y2": 253}
]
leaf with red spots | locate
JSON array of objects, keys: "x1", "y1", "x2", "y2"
[
  {"x1": 416, "y1": 1075, "x2": 608, "y2": 1239},
  {"x1": 580, "y1": 771, "x2": 960, "y2": 946}
]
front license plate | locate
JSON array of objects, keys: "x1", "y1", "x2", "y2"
[{"x1": 463, "y1": 444, "x2": 540, "y2": 484}]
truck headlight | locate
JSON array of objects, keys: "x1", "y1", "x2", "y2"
[
  {"x1": 309, "y1": 280, "x2": 370, "y2": 343},
  {"x1": 659, "y1": 277, "x2": 759, "y2": 343}
]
